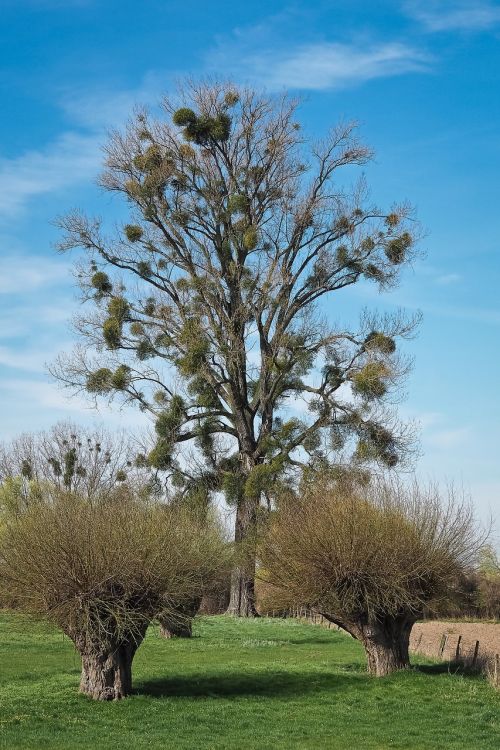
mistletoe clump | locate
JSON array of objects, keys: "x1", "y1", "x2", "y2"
[
  {"x1": 91, "y1": 271, "x2": 112, "y2": 296},
  {"x1": 111, "y1": 365, "x2": 131, "y2": 390},
  {"x1": 227, "y1": 193, "x2": 249, "y2": 215},
  {"x1": 102, "y1": 319, "x2": 121, "y2": 350},
  {"x1": 133, "y1": 144, "x2": 164, "y2": 172},
  {"x1": 124, "y1": 224, "x2": 143, "y2": 242},
  {"x1": 364, "y1": 332, "x2": 396, "y2": 354},
  {"x1": 355, "y1": 422, "x2": 398, "y2": 467},
  {"x1": 102, "y1": 297, "x2": 130, "y2": 350},
  {"x1": 86, "y1": 368, "x2": 113, "y2": 394},
  {"x1": 243, "y1": 226, "x2": 258, "y2": 251},
  {"x1": 172, "y1": 107, "x2": 231, "y2": 145},
  {"x1": 351, "y1": 362, "x2": 391, "y2": 399},
  {"x1": 385, "y1": 232, "x2": 413, "y2": 264}
]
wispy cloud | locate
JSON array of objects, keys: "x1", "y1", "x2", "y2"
[
  {"x1": 421, "y1": 302, "x2": 500, "y2": 326},
  {"x1": 0, "y1": 302, "x2": 71, "y2": 339},
  {"x1": 407, "y1": 409, "x2": 473, "y2": 450},
  {"x1": 207, "y1": 22, "x2": 430, "y2": 92},
  {"x1": 1, "y1": 378, "x2": 90, "y2": 413},
  {"x1": 405, "y1": 1, "x2": 500, "y2": 32},
  {"x1": 262, "y1": 42, "x2": 429, "y2": 91},
  {"x1": 0, "y1": 74, "x2": 165, "y2": 221},
  {"x1": 353, "y1": 277, "x2": 500, "y2": 326},
  {"x1": 0, "y1": 132, "x2": 101, "y2": 220},
  {"x1": 0, "y1": 253, "x2": 71, "y2": 294},
  {"x1": 60, "y1": 71, "x2": 164, "y2": 130},
  {"x1": 0, "y1": 345, "x2": 59, "y2": 373},
  {"x1": 0, "y1": 378, "x2": 150, "y2": 441}
]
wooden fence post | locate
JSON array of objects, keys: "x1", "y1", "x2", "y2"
[
  {"x1": 439, "y1": 634, "x2": 448, "y2": 658},
  {"x1": 455, "y1": 635, "x2": 462, "y2": 661},
  {"x1": 472, "y1": 640, "x2": 480, "y2": 668}
]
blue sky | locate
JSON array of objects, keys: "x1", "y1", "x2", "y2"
[{"x1": 0, "y1": 0, "x2": 499, "y2": 527}]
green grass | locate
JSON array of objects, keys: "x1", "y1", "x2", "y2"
[{"x1": 0, "y1": 613, "x2": 499, "y2": 749}]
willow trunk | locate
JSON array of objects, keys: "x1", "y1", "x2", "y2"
[
  {"x1": 356, "y1": 615, "x2": 415, "y2": 676},
  {"x1": 72, "y1": 626, "x2": 147, "y2": 700},
  {"x1": 158, "y1": 596, "x2": 202, "y2": 638}
]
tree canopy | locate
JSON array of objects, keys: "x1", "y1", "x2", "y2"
[
  {"x1": 260, "y1": 479, "x2": 483, "y2": 675},
  {"x1": 0, "y1": 486, "x2": 229, "y2": 699}
]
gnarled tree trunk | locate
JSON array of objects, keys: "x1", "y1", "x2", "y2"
[
  {"x1": 70, "y1": 625, "x2": 147, "y2": 700},
  {"x1": 357, "y1": 615, "x2": 415, "y2": 676},
  {"x1": 226, "y1": 496, "x2": 259, "y2": 617},
  {"x1": 326, "y1": 613, "x2": 416, "y2": 677},
  {"x1": 158, "y1": 596, "x2": 201, "y2": 638}
]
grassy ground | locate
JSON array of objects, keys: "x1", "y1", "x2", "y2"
[{"x1": 0, "y1": 613, "x2": 499, "y2": 750}]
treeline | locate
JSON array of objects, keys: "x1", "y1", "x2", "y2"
[{"x1": 423, "y1": 564, "x2": 500, "y2": 622}]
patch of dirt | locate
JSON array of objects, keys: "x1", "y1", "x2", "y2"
[{"x1": 411, "y1": 621, "x2": 500, "y2": 662}]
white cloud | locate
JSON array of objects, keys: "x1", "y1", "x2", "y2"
[
  {"x1": 405, "y1": 1, "x2": 500, "y2": 32},
  {"x1": 207, "y1": 15, "x2": 431, "y2": 92},
  {"x1": 0, "y1": 132, "x2": 101, "y2": 220},
  {"x1": 0, "y1": 253, "x2": 71, "y2": 294},
  {"x1": 0, "y1": 303, "x2": 71, "y2": 339},
  {"x1": 60, "y1": 71, "x2": 165, "y2": 130},
  {"x1": 0, "y1": 342, "x2": 69, "y2": 374},
  {"x1": 209, "y1": 39, "x2": 430, "y2": 92},
  {"x1": 357, "y1": 280, "x2": 500, "y2": 326},
  {"x1": 406, "y1": 409, "x2": 472, "y2": 450},
  {"x1": 0, "y1": 378, "x2": 150, "y2": 441},
  {"x1": 1, "y1": 378, "x2": 90, "y2": 411},
  {"x1": 424, "y1": 303, "x2": 500, "y2": 325},
  {"x1": 0, "y1": 72, "x2": 168, "y2": 221}
]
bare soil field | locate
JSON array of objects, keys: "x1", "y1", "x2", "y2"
[{"x1": 411, "y1": 620, "x2": 500, "y2": 662}]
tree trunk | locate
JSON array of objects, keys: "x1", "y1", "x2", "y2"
[
  {"x1": 357, "y1": 615, "x2": 415, "y2": 676},
  {"x1": 158, "y1": 596, "x2": 201, "y2": 638},
  {"x1": 226, "y1": 496, "x2": 259, "y2": 617},
  {"x1": 227, "y1": 559, "x2": 258, "y2": 617},
  {"x1": 71, "y1": 627, "x2": 146, "y2": 700},
  {"x1": 159, "y1": 618, "x2": 193, "y2": 638}
]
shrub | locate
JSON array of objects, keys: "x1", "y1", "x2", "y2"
[
  {"x1": 260, "y1": 480, "x2": 482, "y2": 676},
  {"x1": 0, "y1": 490, "x2": 229, "y2": 699}
]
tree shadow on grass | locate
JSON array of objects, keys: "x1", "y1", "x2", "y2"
[
  {"x1": 277, "y1": 637, "x2": 343, "y2": 646},
  {"x1": 135, "y1": 670, "x2": 361, "y2": 699},
  {"x1": 415, "y1": 661, "x2": 484, "y2": 678}
]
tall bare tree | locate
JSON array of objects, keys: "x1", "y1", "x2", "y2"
[
  {"x1": 53, "y1": 81, "x2": 419, "y2": 616},
  {"x1": 0, "y1": 421, "x2": 145, "y2": 506}
]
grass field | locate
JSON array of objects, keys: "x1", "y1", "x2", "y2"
[{"x1": 0, "y1": 613, "x2": 499, "y2": 749}]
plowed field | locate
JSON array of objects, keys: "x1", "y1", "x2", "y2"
[{"x1": 411, "y1": 621, "x2": 500, "y2": 661}]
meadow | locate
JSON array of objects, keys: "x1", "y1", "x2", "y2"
[{"x1": 1, "y1": 613, "x2": 499, "y2": 750}]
